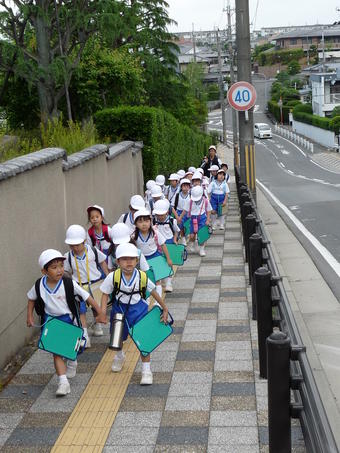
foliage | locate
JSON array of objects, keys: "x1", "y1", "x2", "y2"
[
  {"x1": 268, "y1": 100, "x2": 290, "y2": 123},
  {"x1": 331, "y1": 106, "x2": 340, "y2": 118},
  {"x1": 70, "y1": 41, "x2": 146, "y2": 120},
  {"x1": 252, "y1": 43, "x2": 275, "y2": 59},
  {"x1": 293, "y1": 103, "x2": 313, "y2": 115},
  {"x1": 287, "y1": 60, "x2": 301, "y2": 75},
  {"x1": 330, "y1": 116, "x2": 340, "y2": 132},
  {"x1": 293, "y1": 109, "x2": 334, "y2": 131},
  {"x1": 207, "y1": 84, "x2": 220, "y2": 101},
  {"x1": 0, "y1": 129, "x2": 41, "y2": 163},
  {"x1": 94, "y1": 106, "x2": 212, "y2": 181},
  {"x1": 257, "y1": 48, "x2": 304, "y2": 66}
]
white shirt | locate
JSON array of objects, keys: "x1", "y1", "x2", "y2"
[
  {"x1": 138, "y1": 251, "x2": 149, "y2": 271},
  {"x1": 183, "y1": 197, "x2": 212, "y2": 216},
  {"x1": 175, "y1": 192, "x2": 190, "y2": 211},
  {"x1": 154, "y1": 216, "x2": 180, "y2": 240},
  {"x1": 117, "y1": 212, "x2": 135, "y2": 235},
  {"x1": 64, "y1": 245, "x2": 106, "y2": 284},
  {"x1": 86, "y1": 227, "x2": 112, "y2": 252},
  {"x1": 100, "y1": 268, "x2": 155, "y2": 305},
  {"x1": 27, "y1": 277, "x2": 90, "y2": 317},
  {"x1": 208, "y1": 180, "x2": 230, "y2": 196},
  {"x1": 167, "y1": 186, "x2": 179, "y2": 206},
  {"x1": 135, "y1": 227, "x2": 166, "y2": 257}
]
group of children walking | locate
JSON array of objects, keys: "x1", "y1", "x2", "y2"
[{"x1": 26, "y1": 146, "x2": 230, "y2": 396}]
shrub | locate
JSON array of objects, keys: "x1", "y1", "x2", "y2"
[
  {"x1": 293, "y1": 110, "x2": 333, "y2": 131},
  {"x1": 330, "y1": 116, "x2": 340, "y2": 132},
  {"x1": 268, "y1": 100, "x2": 290, "y2": 123},
  {"x1": 293, "y1": 103, "x2": 313, "y2": 115},
  {"x1": 94, "y1": 106, "x2": 213, "y2": 181}
]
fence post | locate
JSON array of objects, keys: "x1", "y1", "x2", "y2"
[
  {"x1": 267, "y1": 330, "x2": 291, "y2": 453},
  {"x1": 244, "y1": 214, "x2": 256, "y2": 263},
  {"x1": 255, "y1": 267, "x2": 272, "y2": 378},
  {"x1": 249, "y1": 234, "x2": 263, "y2": 319},
  {"x1": 241, "y1": 202, "x2": 253, "y2": 250}
]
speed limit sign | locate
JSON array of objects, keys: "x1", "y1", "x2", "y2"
[{"x1": 227, "y1": 81, "x2": 257, "y2": 111}]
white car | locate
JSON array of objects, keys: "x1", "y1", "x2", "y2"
[{"x1": 254, "y1": 123, "x2": 272, "y2": 139}]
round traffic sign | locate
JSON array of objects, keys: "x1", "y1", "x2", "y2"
[{"x1": 227, "y1": 81, "x2": 257, "y2": 111}]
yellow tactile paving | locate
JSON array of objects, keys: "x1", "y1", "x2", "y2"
[{"x1": 51, "y1": 337, "x2": 140, "y2": 452}]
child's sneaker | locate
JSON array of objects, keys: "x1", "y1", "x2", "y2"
[
  {"x1": 111, "y1": 353, "x2": 125, "y2": 372},
  {"x1": 165, "y1": 281, "x2": 173, "y2": 292},
  {"x1": 56, "y1": 381, "x2": 71, "y2": 396},
  {"x1": 84, "y1": 335, "x2": 91, "y2": 348},
  {"x1": 93, "y1": 323, "x2": 104, "y2": 336},
  {"x1": 140, "y1": 370, "x2": 153, "y2": 385},
  {"x1": 66, "y1": 360, "x2": 77, "y2": 379},
  {"x1": 188, "y1": 243, "x2": 195, "y2": 253},
  {"x1": 181, "y1": 237, "x2": 187, "y2": 246},
  {"x1": 199, "y1": 246, "x2": 206, "y2": 257},
  {"x1": 219, "y1": 224, "x2": 225, "y2": 230}
]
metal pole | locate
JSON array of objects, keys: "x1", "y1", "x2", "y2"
[
  {"x1": 216, "y1": 29, "x2": 227, "y2": 144},
  {"x1": 192, "y1": 23, "x2": 197, "y2": 63},
  {"x1": 255, "y1": 266, "x2": 272, "y2": 378},
  {"x1": 249, "y1": 232, "x2": 262, "y2": 286},
  {"x1": 244, "y1": 214, "x2": 256, "y2": 263},
  {"x1": 267, "y1": 331, "x2": 291, "y2": 453},
  {"x1": 235, "y1": 0, "x2": 255, "y2": 199}
]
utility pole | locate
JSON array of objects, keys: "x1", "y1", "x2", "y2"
[
  {"x1": 216, "y1": 29, "x2": 227, "y2": 144},
  {"x1": 235, "y1": 0, "x2": 256, "y2": 198},
  {"x1": 192, "y1": 23, "x2": 197, "y2": 63},
  {"x1": 227, "y1": 0, "x2": 239, "y2": 166}
]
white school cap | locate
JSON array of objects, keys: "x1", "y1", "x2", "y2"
[
  {"x1": 130, "y1": 194, "x2": 145, "y2": 210},
  {"x1": 87, "y1": 204, "x2": 105, "y2": 217},
  {"x1": 116, "y1": 243, "x2": 139, "y2": 259},
  {"x1": 191, "y1": 186, "x2": 203, "y2": 202},
  {"x1": 188, "y1": 166, "x2": 196, "y2": 173},
  {"x1": 168, "y1": 173, "x2": 179, "y2": 181},
  {"x1": 208, "y1": 165, "x2": 219, "y2": 172},
  {"x1": 151, "y1": 185, "x2": 163, "y2": 198},
  {"x1": 209, "y1": 145, "x2": 217, "y2": 151},
  {"x1": 192, "y1": 171, "x2": 202, "y2": 180},
  {"x1": 184, "y1": 170, "x2": 194, "y2": 177},
  {"x1": 39, "y1": 249, "x2": 66, "y2": 269},
  {"x1": 153, "y1": 199, "x2": 170, "y2": 215},
  {"x1": 177, "y1": 169, "x2": 185, "y2": 178},
  {"x1": 146, "y1": 180, "x2": 156, "y2": 190},
  {"x1": 110, "y1": 223, "x2": 131, "y2": 245},
  {"x1": 217, "y1": 168, "x2": 226, "y2": 174},
  {"x1": 65, "y1": 225, "x2": 86, "y2": 245},
  {"x1": 180, "y1": 178, "x2": 191, "y2": 187},
  {"x1": 134, "y1": 209, "x2": 152, "y2": 222},
  {"x1": 155, "y1": 175, "x2": 165, "y2": 186},
  {"x1": 197, "y1": 168, "x2": 204, "y2": 175}
]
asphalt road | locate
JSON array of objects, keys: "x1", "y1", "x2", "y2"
[{"x1": 207, "y1": 77, "x2": 340, "y2": 300}]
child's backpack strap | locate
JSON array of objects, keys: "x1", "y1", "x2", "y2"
[
  {"x1": 188, "y1": 199, "x2": 193, "y2": 217},
  {"x1": 34, "y1": 278, "x2": 45, "y2": 319},
  {"x1": 174, "y1": 192, "x2": 180, "y2": 211},
  {"x1": 68, "y1": 251, "x2": 72, "y2": 270},
  {"x1": 62, "y1": 277, "x2": 81, "y2": 327},
  {"x1": 123, "y1": 212, "x2": 129, "y2": 223},
  {"x1": 102, "y1": 224, "x2": 112, "y2": 244},
  {"x1": 168, "y1": 217, "x2": 175, "y2": 235},
  {"x1": 138, "y1": 270, "x2": 147, "y2": 299},
  {"x1": 152, "y1": 226, "x2": 163, "y2": 253},
  {"x1": 87, "y1": 226, "x2": 96, "y2": 246},
  {"x1": 113, "y1": 268, "x2": 122, "y2": 296},
  {"x1": 112, "y1": 268, "x2": 147, "y2": 298},
  {"x1": 90, "y1": 246, "x2": 99, "y2": 268}
]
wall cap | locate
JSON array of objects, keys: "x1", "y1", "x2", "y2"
[
  {"x1": 62, "y1": 144, "x2": 108, "y2": 171},
  {"x1": 0, "y1": 147, "x2": 66, "y2": 182}
]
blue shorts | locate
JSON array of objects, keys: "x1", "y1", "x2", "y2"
[
  {"x1": 79, "y1": 300, "x2": 87, "y2": 314},
  {"x1": 110, "y1": 299, "x2": 148, "y2": 341},
  {"x1": 189, "y1": 214, "x2": 207, "y2": 234},
  {"x1": 44, "y1": 313, "x2": 73, "y2": 324},
  {"x1": 166, "y1": 238, "x2": 174, "y2": 245},
  {"x1": 210, "y1": 193, "x2": 225, "y2": 213},
  {"x1": 176, "y1": 210, "x2": 188, "y2": 230},
  {"x1": 145, "y1": 250, "x2": 162, "y2": 260}
]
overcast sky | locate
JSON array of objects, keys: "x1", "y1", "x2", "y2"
[{"x1": 166, "y1": 0, "x2": 340, "y2": 32}]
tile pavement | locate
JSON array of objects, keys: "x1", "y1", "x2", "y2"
[{"x1": 0, "y1": 168, "x2": 306, "y2": 452}]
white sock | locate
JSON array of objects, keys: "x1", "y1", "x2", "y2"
[
  {"x1": 142, "y1": 362, "x2": 151, "y2": 372},
  {"x1": 200, "y1": 245, "x2": 205, "y2": 251},
  {"x1": 58, "y1": 374, "x2": 68, "y2": 384},
  {"x1": 166, "y1": 277, "x2": 172, "y2": 284},
  {"x1": 156, "y1": 285, "x2": 162, "y2": 298},
  {"x1": 83, "y1": 328, "x2": 88, "y2": 337},
  {"x1": 220, "y1": 215, "x2": 225, "y2": 226},
  {"x1": 116, "y1": 350, "x2": 125, "y2": 360},
  {"x1": 211, "y1": 213, "x2": 217, "y2": 224}
]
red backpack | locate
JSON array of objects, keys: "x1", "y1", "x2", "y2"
[{"x1": 88, "y1": 224, "x2": 112, "y2": 247}]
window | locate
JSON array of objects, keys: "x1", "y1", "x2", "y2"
[{"x1": 290, "y1": 38, "x2": 297, "y2": 45}]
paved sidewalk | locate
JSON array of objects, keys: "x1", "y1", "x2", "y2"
[{"x1": 0, "y1": 145, "x2": 306, "y2": 452}]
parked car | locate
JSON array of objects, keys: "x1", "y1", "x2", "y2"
[{"x1": 254, "y1": 123, "x2": 272, "y2": 139}]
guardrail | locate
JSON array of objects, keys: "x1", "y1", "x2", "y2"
[{"x1": 235, "y1": 166, "x2": 338, "y2": 453}]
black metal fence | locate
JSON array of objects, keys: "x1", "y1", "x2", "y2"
[{"x1": 235, "y1": 167, "x2": 339, "y2": 453}]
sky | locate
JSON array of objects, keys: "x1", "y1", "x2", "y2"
[{"x1": 166, "y1": 0, "x2": 340, "y2": 32}]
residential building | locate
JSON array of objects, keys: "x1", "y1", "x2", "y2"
[{"x1": 310, "y1": 69, "x2": 340, "y2": 117}]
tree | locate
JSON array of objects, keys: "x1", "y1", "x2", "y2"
[
  {"x1": 0, "y1": 1, "x2": 121, "y2": 123},
  {"x1": 288, "y1": 60, "x2": 301, "y2": 75}
]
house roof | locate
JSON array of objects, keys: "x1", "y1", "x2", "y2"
[{"x1": 274, "y1": 26, "x2": 340, "y2": 40}]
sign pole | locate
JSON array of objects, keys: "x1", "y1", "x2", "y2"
[{"x1": 235, "y1": 0, "x2": 256, "y2": 200}]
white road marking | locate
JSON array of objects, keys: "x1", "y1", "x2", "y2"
[
  {"x1": 257, "y1": 180, "x2": 340, "y2": 278},
  {"x1": 290, "y1": 205, "x2": 300, "y2": 210},
  {"x1": 273, "y1": 133, "x2": 307, "y2": 158},
  {"x1": 280, "y1": 162, "x2": 285, "y2": 168}
]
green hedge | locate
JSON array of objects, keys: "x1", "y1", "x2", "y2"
[
  {"x1": 94, "y1": 106, "x2": 213, "y2": 182},
  {"x1": 258, "y1": 48, "x2": 304, "y2": 66},
  {"x1": 293, "y1": 111, "x2": 333, "y2": 131},
  {"x1": 293, "y1": 103, "x2": 313, "y2": 114},
  {"x1": 268, "y1": 100, "x2": 290, "y2": 123}
]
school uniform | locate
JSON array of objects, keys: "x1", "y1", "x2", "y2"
[
  {"x1": 167, "y1": 186, "x2": 179, "y2": 207},
  {"x1": 27, "y1": 276, "x2": 90, "y2": 320},
  {"x1": 174, "y1": 192, "x2": 190, "y2": 229},
  {"x1": 86, "y1": 227, "x2": 113, "y2": 270},
  {"x1": 100, "y1": 268, "x2": 156, "y2": 340},
  {"x1": 154, "y1": 216, "x2": 180, "y2": 244},
  {"x1": 135, "y1": 228, "x2": 166, "y2": 259},
  {"x1": 64, "y1": 245, "x2": 106, "y2": 313},
  {"x1": 183, "y1": 197, "x2": 212, "y2": 234},
  {"x1": 117, "y1": 212, "x2": 136, "y2": 235},
  {"x1": 208, "y1": 180, "x2": 230, "y2": 212}
]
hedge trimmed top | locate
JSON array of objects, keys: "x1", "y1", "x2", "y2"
[{"x1": 94, "y1": 106, "x2": 214, "y2": 182}]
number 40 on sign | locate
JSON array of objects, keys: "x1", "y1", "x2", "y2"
[{"x1": 227, "y1": 81, "x2": 257, "y2": 112}]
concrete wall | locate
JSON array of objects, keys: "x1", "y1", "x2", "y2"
[
  {"x1": 0, "y1": 141, "x2": 144, "y2": 369},
  {"x1": 292, "y1": 120, "x2": 337, "y2": 149}
]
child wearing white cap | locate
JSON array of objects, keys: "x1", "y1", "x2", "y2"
[
  {"x1": 148, "y1": 184, "x2": 164, "y2": 213},
  {"x1": 166, "y1": 173, "x2": 180, "y2": 207},
  {"x1": 173, "y1": 178, "x2": 191, "y2": 246},
  {"x1": 155, "y1": 174, "x2": 168, "y2": 196},
  {"x1": 27, "y1": 249, "x2": 106, "y2": 396},
  {"x1": 208, "y1": 169, "x2": 230, "y2": 230},
  {"x1": 144, "y1": 180, "x2": 156, "y2": 204},
  {"x1": 100, "y1": 243, "x2": 169, "y2": 385},
  {"x1": 86, "y1": 205, "x2": 114, "y2": 272},
  {"x1": 133, "y1": 209, "x2": 173, "y2": 298},
  {"x1": 208, "y1": 164, "x2": 219, "y2": 182},
  {"x1": 153, "y1": 199, "x2": 180, "y2": 292},
  {"x1": 117, "y1": 195, "x2": 146, "y2": 235},
  {"x1": 182, "y1": 186, "x2": 212, "y2": 256},
  {"x1": 64, "y1": 225, "x2": 109, "y2": 344}
]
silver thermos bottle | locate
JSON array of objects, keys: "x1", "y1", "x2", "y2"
[{"x1": 109, "y1": 313, "x2": 125, "y2": 350}]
